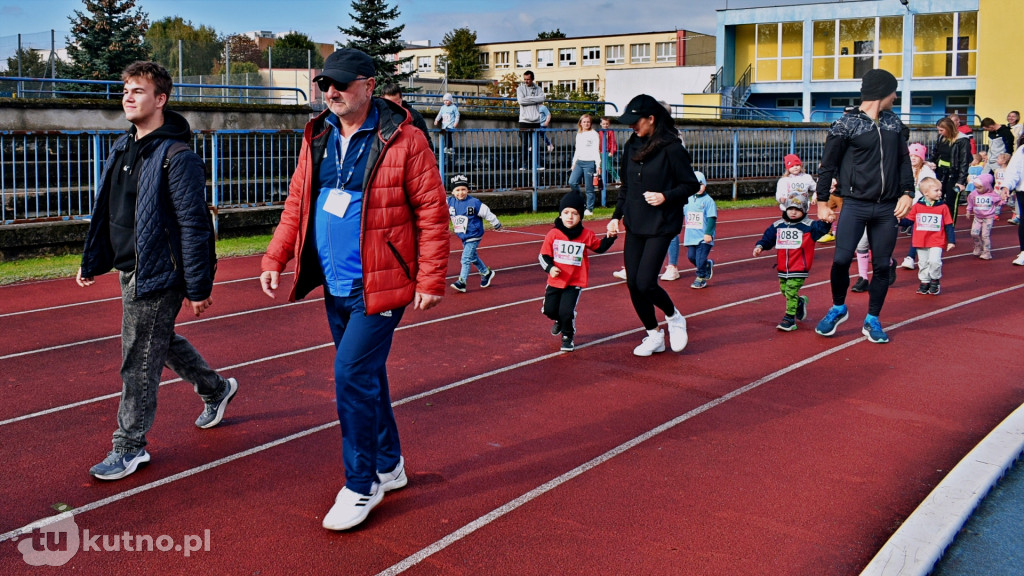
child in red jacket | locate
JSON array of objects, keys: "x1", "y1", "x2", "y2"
[
  {"x1": 753, "y1": 191, "x2": 831, "y2": 331},
  {"x1": 539, "y1": 192, "x2": 617, "y2": 351},
  {"x1": 906, "y1": 177, "x2": 956, "y2": 294}
]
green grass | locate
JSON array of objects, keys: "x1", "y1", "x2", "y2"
[{"x1": 0, "y1": 198, "x2": 775, "y2": 285}]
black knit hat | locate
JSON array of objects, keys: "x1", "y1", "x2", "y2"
[
  {"x1": 449, "y1": 174, "x2": 472, "y2": 190},
  {"x1": 558, "y1": 192, "x2": 586, "y2": 215},
  {"x1": 860, "y1": 69, "x2": 898, "y2": 101}
]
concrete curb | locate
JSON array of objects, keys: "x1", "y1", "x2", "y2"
[{"x1": 859, "y1": 401, "x2": 1024, "y2": 576}]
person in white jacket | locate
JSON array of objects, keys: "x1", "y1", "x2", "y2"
[
  {"x1": 568, "y1": 114, "x2": 602, "y2": 215},
  {"x1": 998, "y1": 142, "x2": 1024, "y2": 265}
]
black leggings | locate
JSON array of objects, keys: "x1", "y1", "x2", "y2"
[
  {"x1": 831, "y1": 198, "x2": 899, "y2": 316},
  {"x1": 623, "y1": 233, "x2": 677, "y2": 330},
  {"x1": 543, "y1": 285, "x2": 581, "y2": 338},
  {"x1": 942, "y1": 179, "x2": 962, "y2": 226}
]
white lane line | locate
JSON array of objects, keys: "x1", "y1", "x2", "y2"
[
  {"x1": 374, "y1": 283, "x2": 1024, "y2": 576},
  {"x1": 2, "y1": 283, "x2": 1019, "y2": 547}
]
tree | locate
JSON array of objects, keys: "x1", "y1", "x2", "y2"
[
  {"x1": 338, "y1": 0, "x2": 413, "y2": 87},
  {"x1": 3, "y1": 48, "x2": 50, "y2": 78},
  {"x1": 537, "y1": 29, "x2": 566, "y2": 40},
  {"x1": 441, "y1": 27, "x2": 481, "y2": 80},
  {"x1": 266, "y1": 32, "x2": 324, "y2": 69},
  {"x1": 145, "y1": 16, "x2": 221, "y2": 77},
  {"x1": 221, "y1": 34, "x2": 263, "y2": 69},
  {"x1": 65, "y1": 0, "x2": 150, "y2": 82}
]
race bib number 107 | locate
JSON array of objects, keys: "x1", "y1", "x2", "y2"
[{"x1": 552, "y1": 239, "x2": 585, "y2": 266}]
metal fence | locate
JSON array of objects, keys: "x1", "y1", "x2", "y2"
[{"x1": 0, "y1": 125, "x2": 947, "y2": 225}]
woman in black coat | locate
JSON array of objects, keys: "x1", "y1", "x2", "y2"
[
  {"x1": 931, "y1": 117, "x2": 971, "y2": 224},
  {"x1": 607, "y1": 95, "x2": 701, "y2": 356}
]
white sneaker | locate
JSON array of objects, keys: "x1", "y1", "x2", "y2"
[
  {"x1": 660, "y1": 266, "x2": 680, "y2": 281},
  {"x1": 323, "y1": 483, "x2": 383, "y2": 530},
  {"x1": 900, "y1": 256, "x2": 915, "y2": 270},
  {"x1": 584, "y1": 209, "x2": 593, "y2": 216},
  {"x1": 666, "y1": 310, "x2": 688, "y2": 352},
  {"x1": 378, "y1": 457, "x2": 408, "y2": 492},
  {"x1": 1014, "y1": 251, "x2": 1024, "y2": 266},
  {"x1": 612, "y1": 268, "x2": 627, "y2": 280},
  {"x1": 633, "y1": 330, "x2": 666, "y2": 356}
]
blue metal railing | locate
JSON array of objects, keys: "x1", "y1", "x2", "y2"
[
  {"x1": 1, "y1": 125, "x2": 942, "y2": 225},
  {"x1": 0, "y1": 76, "x2": 308, "y2": 105}
]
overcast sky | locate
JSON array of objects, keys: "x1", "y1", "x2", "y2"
[{"x1": 1, "y1": 0, "x2": 825, "y2": 47}]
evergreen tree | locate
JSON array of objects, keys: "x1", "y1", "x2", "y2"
[
  {"x1": 267, "y1": 32, "x2": 324, "y2": 69},
  {"x1": 3, "y1": 48, "x2": 50, "y2": 78},
  {"x1": 145, "y1": 16, "x2": 221, "y2": 77},
  {"x1": 537, "y1": 29, "x2": 567, "y2": 40},
  {"x1": 337, "y1": 0, "x2": 413, "y2": 87},
  {"x1": 441, "y1": 27, "x2": 482, "y2": 80},
  {"x1": 65, "y1": 0, "x2": 150, "y2": 83}
]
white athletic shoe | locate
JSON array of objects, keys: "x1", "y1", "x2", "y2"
[
  {"x1": 323, "y1": 483, "x2": 383, "y2": 530},
  {"x1": 660, "y1": 266, "x2": 680, "y2": 281},
  {"x1": 612, "y1": 268, "x2": 627, "y2": 280},
  {"x1": 378, "y1": 457, "x2": 408, "y2": 492},
  {"x1": 1013, "y1": 251, "x2": 1024, "y2": 266},
  {"x1": 633, "y1": 330, "x2": 666, "y2": 357},
  {"x1": 666, "y1": 310, "x2": 688, "y2": 352},
  {"x1": 900, "y1": 256, "x2": 915, "y2": 270}
]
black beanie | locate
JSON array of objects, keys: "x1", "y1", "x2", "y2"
[
  {"x1": 558, "y1": 192, "x2": 586, "y2": 215},
  {"x1": 860, "y1": 69, "x2": 898, "y2": 101}
]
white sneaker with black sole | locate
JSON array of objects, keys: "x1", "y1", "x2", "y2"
[{"x1": 323, "y1": 483, "x2": 383, "y2": 530}]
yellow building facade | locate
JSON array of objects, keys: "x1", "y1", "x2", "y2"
[{"x1": 398, "y1": 30, "x2": 714, "y2": 99}]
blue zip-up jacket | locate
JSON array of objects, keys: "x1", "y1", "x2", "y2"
[
  {"x1": 447, "y1": 195, "x2": 500, "y2": 241},
  {"x1": 81, "y1": 111, "x2": 214, "y2": 301},
  {"x1": 817, "y1": 108, "x2": 915, "y2": 205}
]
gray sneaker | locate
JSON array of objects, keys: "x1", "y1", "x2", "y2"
[
  {"x1": 90, "y1": 448, "x2": 150, "y2": 480},
  {"x1": 195, "y1": 377, "x2": 238, "y2": 429}
]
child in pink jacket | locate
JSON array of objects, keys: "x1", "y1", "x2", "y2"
[{"x1": 967, "y1": 173, "x2": 1004, "y2": 260}]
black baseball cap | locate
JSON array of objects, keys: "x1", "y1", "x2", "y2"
[
  {"x1": 313, "y1": 49, "x2": 376, "y2": 85},
  {"x1": 617, "y1": 94, "x2": 662, "y2": 125}
]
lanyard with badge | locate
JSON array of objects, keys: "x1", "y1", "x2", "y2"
[{"x1": 322, "y1": 129, "x2": 368, "y2": 218}]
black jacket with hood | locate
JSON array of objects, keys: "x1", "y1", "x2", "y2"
[
  {"x1": 81, "y1": 110, "x2": 215, "y2": 301},
  {"x1": 612, "y1": 135, "x2": 700, "y2": 237}
]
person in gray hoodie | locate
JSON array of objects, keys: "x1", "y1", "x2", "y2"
[{"x1": 516, "y1": 70, "x2": 546, "y2": 171}]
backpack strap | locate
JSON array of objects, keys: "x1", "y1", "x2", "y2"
[{"x1": 162, "y1": 141, "x2": 191, "y2": 169}]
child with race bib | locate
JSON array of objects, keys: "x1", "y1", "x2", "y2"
[
  {"x1": 753, "y1": 190, "x2": 831, "y2": 331},
  {"x1": 539, "y1": 192, "x2": 617, "y2": 352},
  {"x1": 904, "y1": 177, "x2": 956, "y2": 295},
  {"x1": 447, "y1": 174, "x2": 502, "y2": 293},
  {"x1": 967, "y1": 173, "x2": 1002, "y2": 260}
]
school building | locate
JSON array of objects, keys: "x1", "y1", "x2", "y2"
[
  {"x1": 396, "y1": 30, "x2": 715, "y2": 100},
  {"x1": 702, "y1": 0, "x2": 1018, "y2": 124}
]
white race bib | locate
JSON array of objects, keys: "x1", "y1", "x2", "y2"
[
  {"x1": 975, "y1": 196, "x2": 993, "y2": 209},
  {"x1": 776, "y1": 228, "x2": 803, "y2": 250},
  {"x1": 323, "y1": 189, "x2": 351, "y2": 218},
  {"x1": 452, "y1": 215, "x2": 469, "y2": 235},
  {"x1": 552, "y1": 239, "x2": 585, "y2": 266},
  {"x1": 916, "y1": 212, "x2": 942, "y2": 232},
  {"x1": 685, "y1": 211, "x2": 704, "y2": 230}
]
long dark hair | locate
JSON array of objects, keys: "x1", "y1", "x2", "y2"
[{"x1": 631, "y1": 107, "x2": 679, "y2": 163}]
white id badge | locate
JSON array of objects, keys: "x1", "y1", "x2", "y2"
[
  {"x1": 776, "y1": 228, "x2": 803, "y2": 250},
  {"x1": 552, "y1": 239, "x2": 585, "y2": 266},
  {"x1": 452, "y1": 215, "x2": 469, "y2": 235},
  {"x1": 323, "y1": 188, "x2": 351, "y2": 218}
]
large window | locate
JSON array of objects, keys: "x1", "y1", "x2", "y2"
[
  {"x1": 656, "y1": 41, "x2": 677, "y2": 63},
  {"x1": 417, "y1": 56, "x2": 431, "y2": 73},
  {"x1": 755, "y1": 22, "x2": 802, "y2": 82},
  {"x1": 582, "y1": 46, "x2": 601, "y2": 66},
  {"x1": 913, "y1": 12, "x2": 977, "y2": 77},
  {"x1": 630, "y1": 43, "x2": 651, "y2": 64},
  {"x1": 494, "y1": 51, "x2": 510, "y2": 69},
  {"x1": 537, "y1": 49, "x2": 554, "y2": 68},
  {"x1": 515, "y1": 50, "x2": 532, "y2": 69},
  {"x1": 478, "y1": 52, "x2": 489, "y2": 68},
  {"x1": 605, "y1": 44, "x2": 625, "y2": 65},
  {"x1": 581, "y1": 79, "x2": 598, "y2": 94},
  {"x1": 538, "y1": 81, "x2": 553, "y2": 94},
  {"x1": 559, "y1": 48, "x2": 577, "y2": 67},
  {"x1": 812, "y1": 17, "x2": 903, "y2": 80},
  {"x1": 558, "y1": 80, "x2": 577, "y2": 92}
]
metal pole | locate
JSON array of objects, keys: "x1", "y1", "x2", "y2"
[
  {"x1": 268, "y1": 46, "x2": 273, "y2": 97},
  {"x1": 50, "y1": 30, "x2": 56, "y2": 98},
  {"x1": 224, "y1": 43, "x2": 230, "y2": 102},
  {"x1": 178, "y1": 39, "x2": 183, "y2": 100},
  {"x1": 17, "y1": 34, "x2": 23, "y2": 98},
  {"x1": 307, "y1": 49, "x2": 312, "y2": 106}
]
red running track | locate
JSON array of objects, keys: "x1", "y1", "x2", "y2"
[{"x1": 1, "y1": 206, "x2": 1023, "y2": 575}]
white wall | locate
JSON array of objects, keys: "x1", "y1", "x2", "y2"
[{"x1": 605, "y1": 66, "x2": 716, "y2": 117}]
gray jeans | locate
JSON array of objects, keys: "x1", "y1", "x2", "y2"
[{"x1": 113, "y1": 271, "x2": 226, "y2": 452}]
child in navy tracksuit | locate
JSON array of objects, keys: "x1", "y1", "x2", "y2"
[
  {"x1": 539, "y1": 192, "x2": 616, "y2": 351},
  {"x1": 753, "y1": 191, "x2": 831, "y2": 331},
  {"x1": 447, "y1": 174, "x2": 502, "y2": 292}
]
